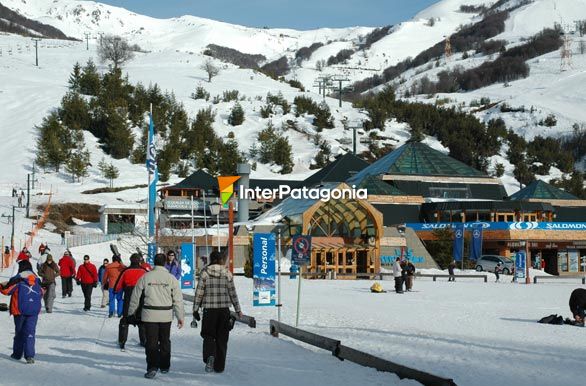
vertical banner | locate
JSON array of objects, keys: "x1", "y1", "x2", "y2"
[
  {"x1": 147, "y1": 112, "x2": 158, "y2": 238},
  {"x1": 253, "y1": 233, "x2": 276, "y2": 307},
  {"x1": 180, "y1": 242, "x2": 195, "y2": 289},
  {"x1": 470, "y1": 225, "x2": 483, "y2": 261},
  {"x1": 147, "y1": 242, "x2": 157, "y2": 266},
  {"x1": 515, "y1": 251, "x2": 526, "y2": 282},
  {"x1": 452, "y1": 224, "x2": 464, "y2": 262}
]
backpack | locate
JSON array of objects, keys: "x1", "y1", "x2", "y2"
[
  {"x1": 538, "y1": 314, "x2": 564, "y2": 325},
  {"x1": 17, "y1": 275, "x2": 42, "y2": 316}
]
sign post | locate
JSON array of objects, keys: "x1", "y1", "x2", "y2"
[
  {"x1": 253, "y1": 233, "x2": 276, "y2": 307},
  {"x1": 180, "y1": 242, "x2": 195, "y2": 289},
  {"x1": 147, "y1": 242, "x2": 157, "y2": 266},
  {"x1": 515, "y1": 251, "x2": 526, "y2": 283},
  {"x1": 291, "y1": 235, "x2": 311, "y2": 327}
]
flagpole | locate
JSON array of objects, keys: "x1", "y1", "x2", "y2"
[{"x1": 147, "y1": 103, "x2": 152, "y2": 248}]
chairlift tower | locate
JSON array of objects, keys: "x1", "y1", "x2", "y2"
[{"x1": 561, "y1": 30, "x2": 573, "y2": 71}]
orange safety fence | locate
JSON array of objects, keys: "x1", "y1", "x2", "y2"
[{"x1": 2, "y1": 193, "x2": 52, "y2": 270}]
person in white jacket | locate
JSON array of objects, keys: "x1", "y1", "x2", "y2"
[{"x1": 392, "y1": 258, "x2": 403, "y2": 293}]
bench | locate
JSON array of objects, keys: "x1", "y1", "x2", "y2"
[
  {"x1": 416, "y1": 273, "x2": 488, "y2": 283},
  {"x1": 533, "y1": 275, "x2": 586, "y2": 284}
]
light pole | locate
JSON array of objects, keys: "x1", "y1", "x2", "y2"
[{"x1": 210, "y1": 202, "x2": 221, "y2": 252}]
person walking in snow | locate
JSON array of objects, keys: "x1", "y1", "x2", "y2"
[
  {"x1": 38, "y1": 254, "x2": 60, "y2": 313},
  {"x1": 495, "y1": 262, "x2": 502, "y2": 283},
  {"x1": 448, "y1": 260, "x2": 456, "y2": 282},
  {"x1": 76, "y1": 255, "x2": 98, "y2": 311},
  {"x1": 128, "y1": 253, "x2": 185, "y2": 379},
  {"x1": 114, "y1": 254, "x2": 148, "y2": 350},
  {"x1": 164, "y1": 250, "x2": 181, "y2": 280},
  {"x1": 0, "y1": 260, "x2": 43, "y2": 364},
  {"x1": 58, "y1": 250, "x2": 76, "y2": 298},
  {"x1": 98, "y1": 258, "x2": 109, "y2": 308},
  {"x1": 392, "y1": 258, "x2": 403, "y2": 293},
  {"x1": 102, "y1": 255, "x2": 126, "y2": 317},
  {"x1": 193, "y1": 250, "x2": 242, "y2": 373},
  {"x1": 405, "y1": 260, "x2": 416, "y2": 291}
]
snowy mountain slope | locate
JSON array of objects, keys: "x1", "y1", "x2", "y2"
[
  {"x1": 0, "y1": 0, "x2": 372, "y2": 59},
  {"x1": 291, "y1": 0, "x2": 493, "y2": 89},
  {"x1": 0, "y1": 31, "x2": 369, "y2": 211}
]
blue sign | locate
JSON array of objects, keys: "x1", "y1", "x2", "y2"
[
  {"x1": 381, "y1": 248, "x2": 425, "y2": 264},
  {"x1": 453, "y1": 224, "x2": 464, "y2": 262},
  {"x1": 253, "y1": 233, "x2": 276, "y2": 307},
  {"x1": 292, "y1": 235, "x2": 312, "y2": 266},
  {"x1": 406, "y1": 222, "x2": 586, "y2": 231},
  {"x1": 470, "y1": 225, "x2": 483, "y2": 261},
  {"x1": 147, "y1": 243, "x2": 157, "y2": 266},
  {"x1": 515, "y1": 251, "x2": 526, "y2": 281},
  {"x1": 180, "y1": 243, "x2": 195, "y2": 289}
]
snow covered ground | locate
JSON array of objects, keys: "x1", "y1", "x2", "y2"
[{"x1": 1, "y1": 258, "x2": 584, "y2": 386}]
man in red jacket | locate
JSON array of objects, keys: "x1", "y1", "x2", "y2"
[
  {"x1": 76, "y1": 255, "x2": 98, "y2": 311},
  {"x1": 114, "y1": 254, "x2": 148, "y2": 350},
  {"x1": 58, "y1": 250, "x2": 76, "y2": 298}
]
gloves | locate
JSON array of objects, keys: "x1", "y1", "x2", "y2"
[
  {"x1": 92, "y1": 282, "x2": 98, "y2": 288},
  {"x1": 191, "y1": 310, "x2": 200, "y2": 328},
  {"x1": 76, "y1": 280, "x2": 81, "y2": 286}
]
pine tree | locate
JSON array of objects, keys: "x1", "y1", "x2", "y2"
[
  {"x1": 98, "y1": 158, "x2": 119, "y2": 188},
  {"x1": 104, "y1": 163, "x2": 119, "y2": 188},
  {"x1": 103, "y1": 107, "x2": 134, "y2": 159},
  {"x1": 68, "y1": 62, "x2": 82, "y2": 92},
  {"x1": 258, "y1": 122, "x2": 278, "y2": 164},
  {"x1": 59, "y1": 92, "x2": 91, "y2": 131},
  {"x1": 35, "y1": 112, "x2": 72, "y2": 172},
  {"x1": 273, "y1": 136, "x2": 294, "y2": 174},
  {"x1": 228, "y1": 102, "x2": 245, "y2": 126},
  {"x1": 79, "y1": 59, "x2": 101, "y2": 96},
  {"x1": 313, "y1": 140, "x2": 332, "y2": 168},
  {"x1": 313, "y1": 101, "x2": 335, "y2": 131},
  {"x1": 218, "y1": 138, "x2": 244, "y2": 175},
  {"x1": 65, "y1": 149, "x2": 90, "y2": 182}
]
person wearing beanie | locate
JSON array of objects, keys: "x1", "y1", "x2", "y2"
[
  {"x1": 193, "y1": 250, "x2": 242, "y2": 373},
  {"x1": 76, "y1": 255, "x2": 98, "y2": 312},
  {"x1": 128, "y1": 253, "x2": 184, "y2": 379},
  {"x1": 102, "y1": 255, "x2": 126, "y2": 317},
  {"x1": 38, "y1": 254, "x2": 60, "y2": 313},
  {"x1": 0, "y1": 259, "x2": 42, "y2": 364},
  {"x1": 114, "y1": 253, "x2": 148, "y2": 350}
]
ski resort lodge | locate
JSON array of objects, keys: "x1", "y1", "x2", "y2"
[{"x1": 150, "y1": 141, "x2": 586, "y2": 277}]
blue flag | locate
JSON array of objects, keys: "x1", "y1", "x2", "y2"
[
  {"x1": 253, "y1": 233, "x2": 276, "y2": 307},
  {"x1": 147, "y1": 112, "x2": 158, "y2": 238},
  {"x1": 453, "y1": 224, "x2": 464, "y2": 262},
  {"x1": 470, "y1": 225, "x2": 483, "y2": 261}
]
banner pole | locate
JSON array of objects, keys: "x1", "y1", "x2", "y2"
[
  {"x1": 295, "y1": 265, "x2": 302, "y2": 328},
  {"x1": 277, "y1": 228, "x2": 282, "y2": 323}
]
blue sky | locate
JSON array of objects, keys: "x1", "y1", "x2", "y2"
[{"x1": 99, "y1": 0, "x2": 440, "y2": 30}]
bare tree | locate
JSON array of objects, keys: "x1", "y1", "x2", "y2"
[
  {"x1": 98, "y1": 35, "x2": 135, "y2": 70},
  {"x1": 200, "y1": 59, "x2": 220, "y2": 82}
]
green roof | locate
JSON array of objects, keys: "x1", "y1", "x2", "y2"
[
  {"x1": 171, "y1": 170, "x2": 217, "y2": 191},
  {"x1": 509, "y1": 180, "x2": 579, "y2": 201},
  {"x1": 304, "y1": 153, "x2": 369, "y2": 187},
  {"x1": 357, "y1": 175, "x2": 405, "y2": 196},
  {"x1": 348, "y1": 142, "x2": 487, "y2": 184}
]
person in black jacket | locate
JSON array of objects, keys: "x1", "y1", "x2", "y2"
[
  {"x1": 569, "y1": 288, "x2": 586, "y2": 326},
  {"x1": 405, "y1": 260, "x2": 416, "y2": 291}
]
